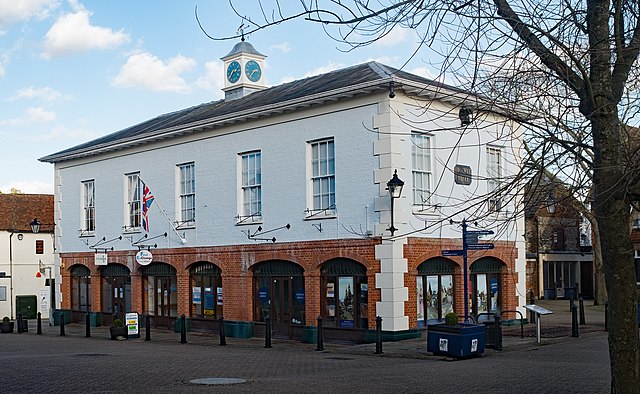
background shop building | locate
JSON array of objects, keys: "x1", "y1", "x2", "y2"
[{"x1": 40, "y1": 41, "x2": 527, "y2": 341}]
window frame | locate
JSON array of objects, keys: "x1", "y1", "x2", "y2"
[
  {"x1": 81, "y1": 179, "x2": 95, "y2": 235},
  {"x1": 307, "y1": 138, "x2": 336, "y2": 218},
  {"x1": 177, "y1": 162, "x2": 196, "y2": 228},
  {"x1": 125, "y1": 173, "x2": 141, "y2": 232},
  {"x1": 238, "y1": 151, "x2": 262, "y2": 224},
  {"x1": 486, "y1": 146, "x2": 503, "y2": 213},
  {"x1": 411, "y1": 132, "x2": 434, "y2": 211}
]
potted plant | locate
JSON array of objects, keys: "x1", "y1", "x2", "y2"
[
  {"x1": 0, "y1": 316, "x2": 13, "y2": 333},
  {"x1": 427, "y1": 312, "x2": 486, "y2": 358},
  {"x1": 109, "y1": 318, "x2": 128, "y2": 340}
]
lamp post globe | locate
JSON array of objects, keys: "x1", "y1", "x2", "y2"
[
  {"x1": 386, "y1": 170, "x2": 404, "y2": 236},
  {"x1": 30, "y1": 218, "x2": 41, "y2": 234}
]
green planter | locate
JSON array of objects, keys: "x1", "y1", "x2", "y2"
[
  {"x1": 53, "y1": 309, "x2": 72, "y2": 326},
  {"x1": 174, "y1": 317, "x2": 191, "y2": 333},
  {"x1": 224, "y1": 321, "x2": 254, "y2": 338},
  {"x1": 300, "y1": 326, "x2": 317, "y2": 343}
]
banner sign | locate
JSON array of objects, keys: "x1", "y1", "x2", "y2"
[
  {"x1": 135, "y1": 250, "x2": 153, "y2": 266},
  {"x1": 95, "y1": 252, "x2": 108, "y2": 266}
]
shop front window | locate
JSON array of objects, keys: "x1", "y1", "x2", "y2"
[
  {"x1": 70, "y1": 265, "x2": 91, "y2": 312},
  {"x1": 321, "y1": 259, "x2": 368, "y2": 329},
  {"x1": 100, "y1": 264, "x2": 131, "y2": 322},
  {"x1": 417, "y1": 258, "x2": 456, "y2": 326},
  {"x1": 470, "y1": 257, "x2": 504, "y2": 319},
  {"x1": 189, "y1": 262, "x2": 222, "y2": 319}
]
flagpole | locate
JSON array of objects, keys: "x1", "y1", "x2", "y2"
[{"x1": 140, "y1": 177, "x2": 186, "y2": 244}]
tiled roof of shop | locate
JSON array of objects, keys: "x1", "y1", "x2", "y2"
[
  {"x1": 0, "y1": 194, "x2": 54, "y2": 232},
  {"x1": 40, "y1": 61, "x2": 467, "y2": 163}
]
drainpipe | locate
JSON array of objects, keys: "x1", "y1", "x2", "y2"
[{"x1": 9, "y1": 231, "x2": 14, "y2": 319}]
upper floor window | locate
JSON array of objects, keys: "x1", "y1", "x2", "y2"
[
  {"x1": 126, "y1": 173, "x2": 141, "y2": 231},
  {"x1": 487, "y1": 147, "x2": 502, "y2": 212},
  {"x1": 411, "y1": 133, "x2": 432, "y2": 207},
  {"x1": 240, "y1": 151, "x2": 261, "y2": 222},
  {"x1": 178, "y1": 163, "x2": 196, "y2": 226},
  {"x1": 82, "y1": 180, "x2": 95, "y2": 233},
  {"x1": 309, "y1": 138, "x2": 335, "y2": 216}
]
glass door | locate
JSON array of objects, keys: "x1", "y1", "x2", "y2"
[{"x1": 154, "y1": 276, "x2": 175, "y2": 328}]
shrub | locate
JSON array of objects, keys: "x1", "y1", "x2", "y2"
[
  {"x1": 113, "y1": 319, "x2": 123, "y2": 328},
  {"x1": 2, "y1": 316, "x2": 9, "y2": 323},
  {"x1": 444, "y1": 312, "x2": 458, "y2": 326}
]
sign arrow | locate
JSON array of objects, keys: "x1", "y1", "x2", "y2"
[
  {"x1": 442, "y1": 249, "x2": 465, "y2": 257},
  {"x1": 467, "y1": 243, "x2": 495, "y2": 250},
  {"x1": 466, "y1": 230, "x2": 494, "y2": 236}
]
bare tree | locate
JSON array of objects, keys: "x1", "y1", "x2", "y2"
[{"x1": 199, "y1": 1, "x2": 640, "y2": 390}]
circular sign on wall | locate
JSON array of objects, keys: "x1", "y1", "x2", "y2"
[{"x1": 135, "y1": 250, "x2": 153, "y2": 266}]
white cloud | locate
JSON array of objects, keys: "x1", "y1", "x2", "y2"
[
  {"x1": 42, "y1": 4, "x2": 129, "y2": 59},
  {"x1": 8, "y1": 86, "x2": 70, "y2": 102},
  {"x1": 373, "y1": 27, "x2": 410, "y2": 47},
  {"x1": 0, "y1": 180, "x2": 53, "y2": 194},
  {"x1": 112, "y1": 52, "x2": 196, "y2": 93},
  {"x1": 195, "y1": 61, "x2": 224, "y2": 95},
  {"x1": 0, "y1": 0, "x2": 59, "y2": 29},
  {"x1": 303, "y1": 62, "x2": 345, "y2": 78},
  {"x1": 0, "y1": 107, "x2": 56, "y2": 126},
  {"x1": 32, "y1": 123, "x2": 98, "y2": 142},
  {"x1": 0, "y1": 62, "x2": 4, "y2": 79},
  {"x1": 270, "y1": 42, "x2": 291, "y2": 53}
]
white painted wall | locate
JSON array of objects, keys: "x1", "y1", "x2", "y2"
[{"x1": 0, "y1": 231, "x2": 58, "y2": 320}]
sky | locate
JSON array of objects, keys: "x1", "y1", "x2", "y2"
[{"x1": 0, "y1": 0, "x2": 436, "y2": 194}]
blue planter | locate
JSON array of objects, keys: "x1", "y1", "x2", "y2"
[{"x1": 427, "y1": 323, "x2": 486, "y2": 358}]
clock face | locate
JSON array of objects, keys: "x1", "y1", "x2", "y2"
[
  {"x1": 245, "y1": 60, "x2": 262, "y2": 82},
  {"x1": 226, "y1": 61, "x2": 241, "y2": 83}
]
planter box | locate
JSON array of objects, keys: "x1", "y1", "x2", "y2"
[
  {"x1": 0, "y1": 322, "x2": 14, "y2": 333},
  {"x1": 109, "y1": 326, "x2": 128, "y2": 340},
  {"x1": 427, "y1": 323, "x2": 485, "y2": 358}
]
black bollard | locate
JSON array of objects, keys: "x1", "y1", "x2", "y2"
[
  {"x1": 375, "y1": 316, "x2": 383, "y2": 354},
  {"x1": 316, "y1": 315, "x2": 324, "y2": 351},
  {"x1": 571, "y1": 302, "x2": 579, "y2": 338},
  {"x1": 17, "y1": 313, "x2": 23, "y2": 333},
  {"x1": 37, "y1": 312, "x2": 42, "y2": 335},
  {"x1": 569, "y1": 290, "x2": 574, "y2": 311},
  {"x1": 604, "y1": 301, "x2": 609, "y2": 332},
  {"x1": 579, "y1": 297, "x2": 586, "y2": 325},
  {"x1": 219, "y1": 316, "x2": 226, "y2": 346},
  {"x1": 494, "y1": 314, "x2": 503, "y2": 351},
  {"x1": 85, "y1": 313, "x2": 91, "y2": 337},
  {"x1": 145, "y1": 315, "x2": 151, "y2": 341},
  {"x1": 529, "y1": 291, "x2": 537, "y2": 324},
  {"x1": 264, "y1": 315, "x2": 272, "y2": 348},
  {"x1": 59, "y1": 315, "x2": 66, "y2": 336},
  {"x1": 180, "y1": 314, "x2": 187, "y2": 344}
]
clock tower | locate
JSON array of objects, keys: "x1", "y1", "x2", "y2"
[{"x1": 221, "y1": 38, "x2": 267, "y2": 101}]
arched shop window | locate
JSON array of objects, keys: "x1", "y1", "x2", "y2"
[
  {"x1": 252, "y1": 261, "x2": 305, "y2": 336},
  {"x1": 320, "y1": 259, "x2": 368, "y2": 329},
  {"x1": 141, "y1": 262, "x2": 177, "y2": 328},
  {"x1": 417, "y1": 258, "x2": 455, "y2": 326},
  {"x1": 470, "y1": 257, "x2": 504, "y2": 318},
  {"x1": 100, "y1": 264, "x2": 131, "y2": 320},
  {"x1": 190, "y1": 262, "x2": 222, "y2": 319},
  {"x1": 70, "y1": 265, "x2": 91, "y2": 312}
]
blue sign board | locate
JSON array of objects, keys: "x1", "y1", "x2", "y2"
[
  {"x1": 295, "y1": 288, "x2": 305, "y2": 304},
  {"x1": 442, "y1": 249, "x2": 464, "y2": 257},
  {"x1": 258, "y1": 287, "x2": 269, "y2": 302},
  {"x1": 467, "y1": 243, "x2": 495, "y2": 250},
  {"x1": 490, "y1": 277, "x2": 499, "y2": 294},
  {"x1": 466, "y1": 230, "x2": 494, "y2": 236}
]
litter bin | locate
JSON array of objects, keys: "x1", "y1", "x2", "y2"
[{"x1": 479, "y1": 314, "x2": 499, "y2": 349}]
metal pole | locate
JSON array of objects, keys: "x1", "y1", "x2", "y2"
[
  {"x1": 462, "y1": 219, "x2": 469, "y2": 322},
  {"x1": 85, "y1": 313, "x2": 91, "y2": 337},
  {"x1": 529, "y1": 290, "x2": 536, "y2": 324},
  {"x1": 571, "y1": 302, "x2": 579, "y2": 338},
  {"x1": 494, "y1": 314, "x2": 503, "y2": 351},
  {"x1": 219, "y1": 316, "x2": 226, "y2": 346},
  {"x1": 180, "y1": 314, "x2": 187, "y2": 344},
  {"x1": 536, "y1": 314, "x2": 541, "y2": 344},
  {"x1": 264, "y1": 315, "x2": 272, "y2": 348},
  {"x1": 579, "y1": 297, "x2": 586, "y2": 325},
  {"x1": 36, "y1": 312, "x2": 42, "y2": 335},
  {"x1": 145, "y1": 314, "x2": 151, "y2": 341},
  {"x1": 316, "y1": 315, "x2": 324, "y2": 351},
  {"x1": 375, "y1": 316, "x2": 383, "y2": 354}
]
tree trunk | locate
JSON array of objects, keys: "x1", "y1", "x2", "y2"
[
  {"x1": 590, "y1": 222, "x2": 607, "y2": 305},
  {"x1": 591, "y1": 115, "x2": 640, "y2": 392}
]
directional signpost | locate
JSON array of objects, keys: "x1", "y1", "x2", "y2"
[{"x1": 442, "y1": 220, "x2": 494, "y2": 322}]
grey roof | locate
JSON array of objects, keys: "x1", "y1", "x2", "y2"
[
  {"x1": 40, "y1": 62, "x2": 472, "y2": 163},
  {"x1": 221, "y1": 40, "x2": 266, "y2": 59}
]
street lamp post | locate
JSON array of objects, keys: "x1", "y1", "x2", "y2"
[
  {"x1": 386, "y1": 170, "x2": 404, "y2": 236},
  {"x1": 31, "y1": 218, "x2": 55, "y2": 326}
]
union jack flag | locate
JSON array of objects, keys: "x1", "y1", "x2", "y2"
[{"x1": 141, "y1": 181, "x2": 154, "y2": 233}]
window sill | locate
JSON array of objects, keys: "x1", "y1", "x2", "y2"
[
  {"x1": 236, "y1": 219, "x2": 263, "y2": 226},
  {"x1": 122, "y1": 228, "x2": 142, "y2": 234},
  {"x1": 79, "y1": 232, "x2": 95, "y2": 238},
  {"x1": 304, "y1": 214, "x2": 337, "y2": 221},
  {"x1": 412, "y1": 208, "x2": 439, "y2": 217},
  {"x1": 176, "y1": 223, "x2": 196, "y2": 230}
]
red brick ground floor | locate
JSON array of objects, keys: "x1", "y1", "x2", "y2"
[{"x1": 59, "y1": 237, "x2": 521, "y2": 341}]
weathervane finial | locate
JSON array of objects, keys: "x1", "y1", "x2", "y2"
[{"x1": 237, "y1": 23, "x2": 245, "y2": 41}]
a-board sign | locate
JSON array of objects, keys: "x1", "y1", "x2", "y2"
[
  {"x1": 125, "y1": 312, "x2": 139, "y2": 335},
  {"x1": 523, "y1": 304, "x2": 553, "y2": 315}
]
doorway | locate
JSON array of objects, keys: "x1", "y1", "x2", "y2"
[
  {"x1": 271, "y1": 277, "x2": 292, "y2": 337},
  {"x1": 154, "y1": 276, "x2": 175, "y2": 328}
]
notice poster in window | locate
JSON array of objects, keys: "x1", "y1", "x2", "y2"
[
  {"x1": 216, "y1": 287, "x2": 223, "y2": 305},
  {"x1": 416, "y1": 277, "x2": 424, "y2": 322},
  {"x1": 326, "y1": 282, "x2": 334, "y2": 298},
  {"x1": 192, "y1": 287, "x2": 201, "y2": 304},
  {"x1": 328, "y1": 304, "x2": 335, "y2": 317},
  {"x1": 204, "y1": 287, "x2": 214, "y2": 315}
]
